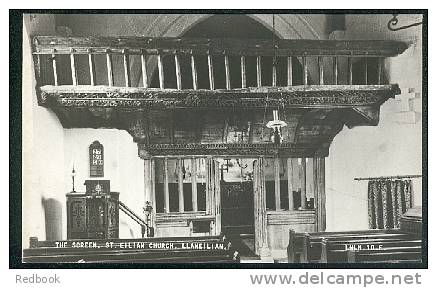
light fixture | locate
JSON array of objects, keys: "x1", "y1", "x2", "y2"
[{"x1": 266, "y1": 110, "x2": 287, "y2": 144}]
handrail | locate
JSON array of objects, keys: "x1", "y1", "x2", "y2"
[
  {"x1": 32, "y1": 36, "x2": 408, "y2": 57},
  {"x1": 110, "y1": 198, "x2": 149, "y2": 238},
  {"x1": 32, "y1": 36, "x2": 409, "y2": 91}
]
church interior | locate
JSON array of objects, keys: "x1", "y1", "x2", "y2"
[{"x1": 21, "y1": 13, "x2": 424, "y2": 264}]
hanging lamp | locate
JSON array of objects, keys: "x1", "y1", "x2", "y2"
[{"x1": 266, "y1": 110, "x2": 287, "y2": 144}]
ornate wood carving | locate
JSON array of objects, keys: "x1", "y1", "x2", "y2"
[
  {"x1": 33, "y1": 36, "x2": 408, "y2": 57},
  {"x1": 138, "y1": 143, "x2": 329, "y2": 158},
  {"x1": 254, "y1": 157, "x2": 270, "y2": 257},
  {"x1": 38, "y1": 84, "x2": 400, "y2": 109}
]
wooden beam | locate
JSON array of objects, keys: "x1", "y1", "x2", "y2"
[
  {"x1": 33, "y1": 36, "x2": 409, "y2": 57},
  {"x1": 303, "y1": 56, "x2": 308, "y2": 86},
  {"x1": 191, "y1": 55, "x2": 198, "y2": 90},
  {"x1": 144, "y1": 159, "x2": 155, "y2": 228},
  {"x1": 206, "y1": 157, "x2": 212, "y2": 214},
  {"x1": 348, "y1": 57, "x2": 353, "y2": 85},
  {"x1": 333, "y1": 56, "x2": 338, "y2": 85},
  {"x1": 151, "y1": 159, "x2": 156, "y2": 214},
  {"x1": 70, "y1": 48, "x2": 77, "y2": 86},
  {"x1": 141, "y1": 51, "x2": 149, "y2": 88},
  {"x1": 178, "y1": 158, "x2": 184, "y2": 212},
  {"x1": 287, "y1": 56, "x2": 293, "y2": 86},
  {"x1": 139, "y1": 143, "x2": 327, "y2": 158},
  {"x1": 272, "y1": 57, "x2": 277, "y2": 87},
  {"x1": 51, "y1": 49, "x2": 58, "y2": 86},
  {"x1": 174, "y1": 54, "x2": 182, "y2": 90},
  {"x1": 224, "y1": 55, "x2": 231, "y2": 90},
  {"x1": 33, "y1": 53, "x2": 42, "y2": 86},
  {"x1": 306, "y1": 158, "x2": 314, "y2": 210},
  {"x1": 274, "y1": 157, "x2": 281, "y2": 210},
  {"x1": 256, "y1": 56, "x2": 262, "y2": 87},
  {"x1": 105, "y1": 49, "x2": 113, "y2": 86},
  {"x1": 214, "y1": 160, "x2": 221, "y2": 235},
  {"x1": 87, "y1": 49, "x2": 96, "y2": 86},
  {"x1": 254, "y1": 157, "x2": 269, "y2": 256},
  {"x1": 123, "y1": 49, "x2": 130, "y2": 87},
  {"x1": 157, "y1": 54, "x2": 165, "y2": 89},
  {"x1": 313, "y1": 157, "x2": 319, "y2": 231},
  {"x1": 208, "y1": 54, "x2": 214, "y2": 90},
  {"x1": 318, "y1": 158, "x2": 326, "y2": 231},
  {"x1": 300, "y1": 158, "x2": 307, "y2": 209},
  {"x1": 318, "y1": 56, "x2": 324, "y2": 85},
  {"x1": 364, "y1": 57, "x2": 368, "y2": 85},
  {"x1": 164, "y1": 158, "x2": 170, "y2": 213},
  {"x1": 39, "y1": 84, "x2": 401, "y2": 109},
  {"x1": 287, "y1": 158, "x2": 294, "y2": 211},
  {"x1": 377, "y1": 57, "x2": 383, "y2": 84},
  {"x1": 240, "y1": 56, "x2": 246, "y2": 88},
  {"x1": 191, "y1": 158, "x2": 198, "y2": 212}
]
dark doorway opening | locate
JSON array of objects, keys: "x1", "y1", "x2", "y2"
[
  {"x1": 221, "y1": 181, "x2": 254, "y2": 235},
  {"x1": 221, "y1": 181, "x2": 257, "y2": 258}
]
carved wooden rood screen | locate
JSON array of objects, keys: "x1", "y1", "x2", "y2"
[
  {"x1": 32, "y1": 36, "x2": 407, "y2": 156},
  {"x1": 31, "y1": 36, "x2": 408, "y2": 257}
]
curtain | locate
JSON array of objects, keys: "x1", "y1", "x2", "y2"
[{"x1": 368, "y1": 179, "x2": 413, "y2": 229}]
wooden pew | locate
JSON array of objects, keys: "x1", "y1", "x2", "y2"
[
  {"x1": 320, "y1": 237, "x2": 421, "y2": 263},
  {"x1": 287, "y1": 229, "x2": 418, "y2": 263},
  {"x1": 346, "y1": 244, "x2": 422, "y2": 263},
  {"x1": 305, "y1": 231, "x2": 416, "y2": 263},
  {"x1": 287, "y1": 229, "x2": 400, "y2": 263},
  {"x1": 23, "y1": 235, "x2": 240, "y2": 263}
]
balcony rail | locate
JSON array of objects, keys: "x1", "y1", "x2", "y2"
[
  {"x1": 31, "y1": 36, "x2": 408, "y2": 110},
  {"x1": 33, "y1": 36, "x2": 408, "y2": 87}
]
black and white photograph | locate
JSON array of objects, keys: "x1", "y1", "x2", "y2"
[{"x1": 11, "y1": 10, "x2": 426, "y2": 268}]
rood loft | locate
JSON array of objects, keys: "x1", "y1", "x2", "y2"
[{"x1": 30, "y1": 14, "x2": 408, "y2": 257}]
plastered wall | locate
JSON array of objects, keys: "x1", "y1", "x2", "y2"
[{"x1": 325, "y1": 14, "x2": 423, "y2": 231}]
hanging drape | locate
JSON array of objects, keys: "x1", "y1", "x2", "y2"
[{"x1": 368, "y1": 179, "x2": 413, "y2": 229}]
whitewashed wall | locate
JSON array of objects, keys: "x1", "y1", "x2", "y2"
[
  {"x1": 63, "y1": 129, "x2": 145, "y2": 238},
  {"x1": 22, "y1": 15, "x2": 66, "y2": 246},
  {"x1": 325, "y1": 14, "x2": 423, "y2": 231}
]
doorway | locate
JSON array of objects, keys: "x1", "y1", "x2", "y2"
[
  {"x1": 221, "y1": 181, "x2": 254, "y2": 235},
  {"x1": 218, "y1": 158, "x2": 257, "y2": 257}
]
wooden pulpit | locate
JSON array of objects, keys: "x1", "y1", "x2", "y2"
[{"x1": 66, "y1": 180, "x2": 119, "y2": 239}]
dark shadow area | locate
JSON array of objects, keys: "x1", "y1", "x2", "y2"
[{"x1": 42, "y1": 197, "x2": 63, "y2": 241}]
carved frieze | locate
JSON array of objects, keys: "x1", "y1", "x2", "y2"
[
  {"x1": 137, "y1": 143, "x2": 330, "y2": 158},
  {"x1": 38, "y1": 84, "x2": 400, "y2": 109}
]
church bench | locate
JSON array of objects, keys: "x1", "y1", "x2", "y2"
[
  {"x1": 287, "y1": 229, "x2": 401, "y2": 263},
  {"x1": 24, "y1": 236, "x2": 239, "y2": 263},
  {"x1": 320, "y1": 238, "x2": 421, "y2": 263},
  {"x1": 346, "y1": 246, "x2": 422, "y2": 263},
  {"x1": 29, "y1": 235, "x2": 226, "y2": 248},
  {"x1": 23, "y1": 249, "x2": 238, "y2": 263},
  {"x1": 302, "y1": 231, "x2": 415, "y2": 263},
  {"x1": 287, "y1": 229, "x2": 417, "y2": 263}
]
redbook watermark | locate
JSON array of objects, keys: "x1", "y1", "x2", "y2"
[{"x1": 15, "y1": 274, "x2": 60, "y2": 284}]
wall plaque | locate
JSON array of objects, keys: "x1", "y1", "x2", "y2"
[{"x1": 89, "y1": 140, "x2": 104, "y2": 177}]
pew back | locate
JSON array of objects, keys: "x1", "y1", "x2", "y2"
[
  {"x1": 24, "y1": 236, "x2": 239, "y2": 263},
  {"x1": 288, "y1": 229, "x2": 421, "y2": 264}
]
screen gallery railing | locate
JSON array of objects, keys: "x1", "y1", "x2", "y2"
[{"x1": 32, "y1": 36, "x2": 408, "y2": 96}]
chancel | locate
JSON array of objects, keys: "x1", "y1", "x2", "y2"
[{"x1": 21, "y1": 12, "x2": 424, "y2": 264}]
